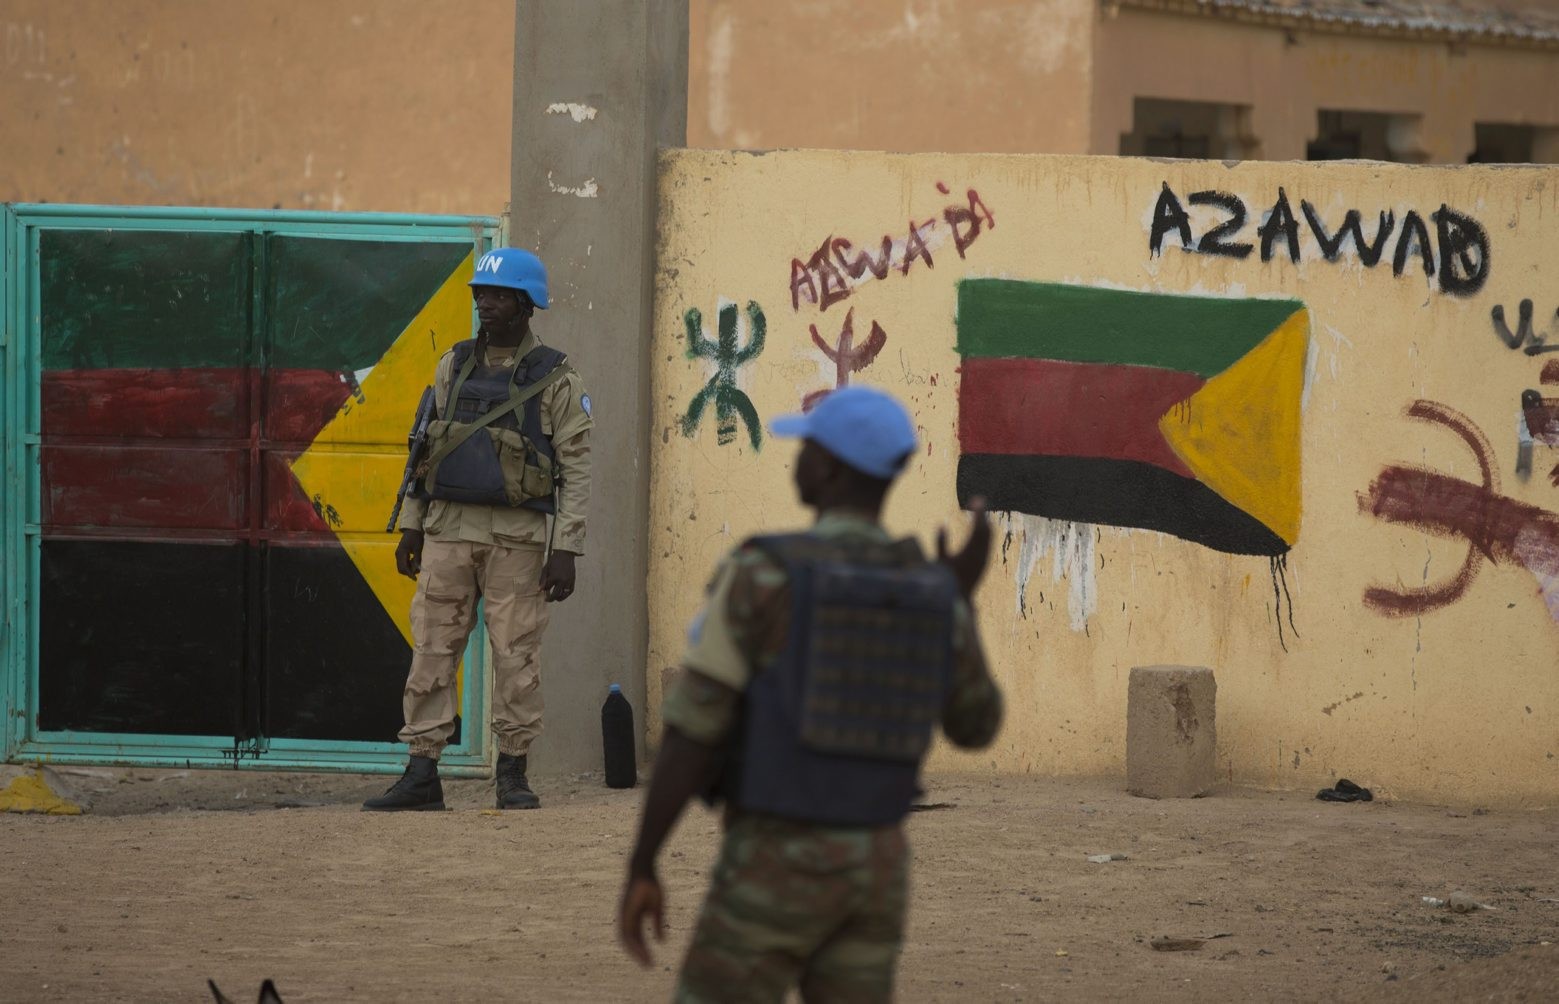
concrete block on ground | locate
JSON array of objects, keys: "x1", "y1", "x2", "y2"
[{"x1": 1127, "y1": 665, "x2": 1217, "y2": 799}]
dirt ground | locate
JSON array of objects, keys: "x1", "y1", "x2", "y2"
[{"x1": 3, "y1": 768, "x2": 1556, "y2": 1003}]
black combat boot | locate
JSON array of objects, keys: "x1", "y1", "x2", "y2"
[
  {"x1": 496, "y1": 752, "x2": 540, "y2": 810},
  {"x1": 362, "y1": 755, "x2": 445, "y2": 811}
]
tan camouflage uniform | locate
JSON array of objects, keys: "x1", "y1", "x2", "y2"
[
  {"x1": 661, "y1": 513, "x2": 1002, "y2": 1003},
  {"x1": 395, "y1": 332, "x2": 592, "y2": 759}
]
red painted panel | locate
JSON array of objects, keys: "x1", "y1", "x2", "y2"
[
  {"x1": 263, "y1": 450, "x2": 334, "y2": 536},
  {"x1": 42, "y1": 445, "x2": 247, "y2": 531},
  {"x1": 41, "y1": 367, "x2": 356, "y2": 444},
  {"x1": 266, "y1": 369, "x2": 354, "y2": 444},
  {"x1": 41, "y1": 368, "x2": 247, "y2": 439},
  {"x1": 957, "y1": 357, "x2": 1203, "y2": 478}
]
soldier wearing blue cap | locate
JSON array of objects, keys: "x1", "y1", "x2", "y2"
[
  {"x1": 364, "y1": 247, "x2": 594, "y2": 812},
  {"x1": 618, "y1": 386, "x2": 1003, "y2": 1001}
]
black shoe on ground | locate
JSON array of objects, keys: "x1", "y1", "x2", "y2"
[
  {"x1": 496, "y1": 752, "x2": 540, "y2": 810},
  {"x1": 362, "y1": 755, "x2": 445, "y2": 811}
]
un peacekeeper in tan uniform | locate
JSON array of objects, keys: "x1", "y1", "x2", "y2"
[
  {"x1": 617, "y1": 386, "x2": 1003, "y2": 1002},
  {"x1": 363, "y1": 247, "x2": 592, "y2": 813}
]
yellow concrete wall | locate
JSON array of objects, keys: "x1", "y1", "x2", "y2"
[
  {"x1": 650, "y1": 147, "x2": 1559, "y2": 807},
  {"x1": 0, "y1": 0, "x2": 512, "y2": 213}
]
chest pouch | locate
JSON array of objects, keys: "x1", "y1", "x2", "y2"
[
  {"x1": 797, "y1": 560, "x2": 957, "y2": 763},
  {"x1": 421, "y1": 357, "x2": 567, "y2": 507}
]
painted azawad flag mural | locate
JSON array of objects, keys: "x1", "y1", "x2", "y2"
[
  {"x1": 955, "y1": 280, "x2": 1308, "y2": 556},
  {"x1": 37, "y1": 229, "x2": 473, "y2": 742}
]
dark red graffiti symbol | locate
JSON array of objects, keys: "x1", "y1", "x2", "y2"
[
  {"x1": 802, "y1": 308, "x2": 887, "y2": 412},
  {"x1": 1359, "y1": 400, "x2": 1559, "y2": 617},
  {"x1": 789, "y1": 186, "x2": 995, "y2": 312},
  {"x1": 943, "y1": 189, "x2": 996, "y2": 259}
]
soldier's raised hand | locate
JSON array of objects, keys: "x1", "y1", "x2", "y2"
[{"x1": 937, "y1": 496, "x2": 991, "y2": 599}]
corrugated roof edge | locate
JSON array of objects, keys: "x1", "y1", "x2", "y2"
[{"x1": 1111, "y1": 0, "x2": 1559, "y2": 49}]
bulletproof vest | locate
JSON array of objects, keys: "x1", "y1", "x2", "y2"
[
  {"x1": 730, "y1": 532, "x2": 959, "y2": 827},
  {"x1": 421, "y1": 339, "x2": 565, "y2": 512}
]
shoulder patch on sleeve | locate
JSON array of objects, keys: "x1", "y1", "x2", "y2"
[{"x1": 580, "y1": 393, "x2": 592, "y2": 418}]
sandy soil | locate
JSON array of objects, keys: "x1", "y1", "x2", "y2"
[{"x1": 2, "y1": 768, "x2": 1556, "y2": 1003}]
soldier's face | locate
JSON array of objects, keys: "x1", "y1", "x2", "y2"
[{"x1": 473, "y1": 286, "x2": 525, "y2": 330}]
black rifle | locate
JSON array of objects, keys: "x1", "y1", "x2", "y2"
[{"x1": 387, "y1": 386, "x2": 437, "y2": 532}]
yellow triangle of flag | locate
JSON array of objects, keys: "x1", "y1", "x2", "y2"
[
  {"x1": 1159, "y1": 308, "x2": 1308, "y2": 547},
  {"x1": 290, "y1": 250, "x2": 475, "y2": 648}
]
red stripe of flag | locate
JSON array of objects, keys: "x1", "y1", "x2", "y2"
[
  {"x1": 42, "y1": 368, "x2": 352, "y2": 443},
  {"x1": 40, "y1": 368, "x2": 354, "y2": 536},
  {"x1": 957, "y1": 357, "x2": 1202, "y2": 479}
]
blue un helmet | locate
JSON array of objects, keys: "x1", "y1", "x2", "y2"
[{"x1": 469, "y1": 247, "x2": 549, "y2": 309}]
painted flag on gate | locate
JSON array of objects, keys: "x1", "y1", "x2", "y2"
[{"x1": 954, "y1": 279, "x2": 1308, "y2": 556}]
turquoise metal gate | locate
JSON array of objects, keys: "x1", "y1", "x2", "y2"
[{"x1": 1, "y1": 205, "x2": 499, "y2": 773}]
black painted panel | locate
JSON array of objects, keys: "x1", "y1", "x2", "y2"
[
  {"x1": 39, "y1": 539, "x2": 244, "y2": 735},
  {"x1": 263, "y1": 544, "x2": 411, "y2": 743}
]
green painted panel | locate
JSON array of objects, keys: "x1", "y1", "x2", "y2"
[
  {"x1": 40, "y1": 230, "x2": 250, "y2": 371},
  {"x1": 267, "y1": 236, "x2": 471, "y2": 371},
  {"x1": 956, "y1": 279, "x2": 1303, "y2": 377}
]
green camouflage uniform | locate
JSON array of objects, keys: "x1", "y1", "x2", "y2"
[{"x1": 662, "y1": 513, "x2": 1002, "y2": 1003}]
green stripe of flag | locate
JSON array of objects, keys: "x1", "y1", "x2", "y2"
[
  {"x1": 956, "y1": 279, "x2": 1303, "y2": 378},
  {"x1": 41, "y1": 230, "x2": 470, "y2": 372}
]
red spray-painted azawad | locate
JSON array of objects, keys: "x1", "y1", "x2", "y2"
[{"x1": 1358, "y1": 400, "x2": 1559, "y2": 619}]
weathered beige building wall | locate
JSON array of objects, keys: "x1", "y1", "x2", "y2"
[
  {"x1": 7, "y1": 1, "x2": 1554, "y2": 215},
  {"x1": 682, "y1": 1, "x2": 1559, "y2": 162},
  {"x1": 1094, "y1": 6, "x2": 1559, "y2": 162},
  {"x1": 650, "y1": 147, "x2": 1559, "y2": 807},
  {"x1": 686, "y1": 0, "x2": 1096, "y2": 153},
  {"x1": 0, "y1": 0, "x2": 513, "y2": 213}
]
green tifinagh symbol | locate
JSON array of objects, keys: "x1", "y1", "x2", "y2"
[{"x1": 681, "y1": 300, "x2": 766, "y2": 449}]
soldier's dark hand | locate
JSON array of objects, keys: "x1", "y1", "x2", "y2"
[
  {"x1": 618, "y1": 873, "x2": 665, "y2": 967},
  {"x1": 541, "y1": 550, "x2": 576, "y2": 602},
  {"x1": 395, "y1": 530, "x2": 425, "y2": 580},
  {"x1": 937, "y1": 496, "x2": 991, "y2": 599}
]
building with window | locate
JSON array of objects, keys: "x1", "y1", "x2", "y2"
[
  {"x1": 688, "y1": 0, "x2": 1559, "y2": 164},
  {"x1": 4, "y1": 2, "x2": 1554, "y2": 215}
]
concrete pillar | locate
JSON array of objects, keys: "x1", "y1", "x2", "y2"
[
  {"x1": 510, "y1": 0, "x2": 688, "y2": 773},
  {"x1": 1126, "y1": 665, "x2": 1217, "y2": 798}
]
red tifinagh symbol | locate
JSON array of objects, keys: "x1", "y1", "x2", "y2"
[
  {"x1": 802, "y1": 308, "x2": 887, "y2": 411},
  {"x1": 1359, "y1": 400, "x2": 1559, "y2": 616}
]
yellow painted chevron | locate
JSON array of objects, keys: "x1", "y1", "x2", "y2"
[
  {"x1": 1159, "y1": 308, "x2": 1308, "y2": 547},
  {"x1": 290, "y1": 250, "x2": 474, "y2": 656}
]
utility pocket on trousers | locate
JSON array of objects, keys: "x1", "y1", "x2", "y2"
[{"x1": 491, "y1": 427, "x2": 554, "y2": 505}]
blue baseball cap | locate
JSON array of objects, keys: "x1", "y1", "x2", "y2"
[{"x1": 770, "y1": 386, "x2": 918, "y2": 480}]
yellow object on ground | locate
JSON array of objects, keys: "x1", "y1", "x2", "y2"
[{"x1": 0, "y1": 770, "x2": 84, "y2": 815}]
